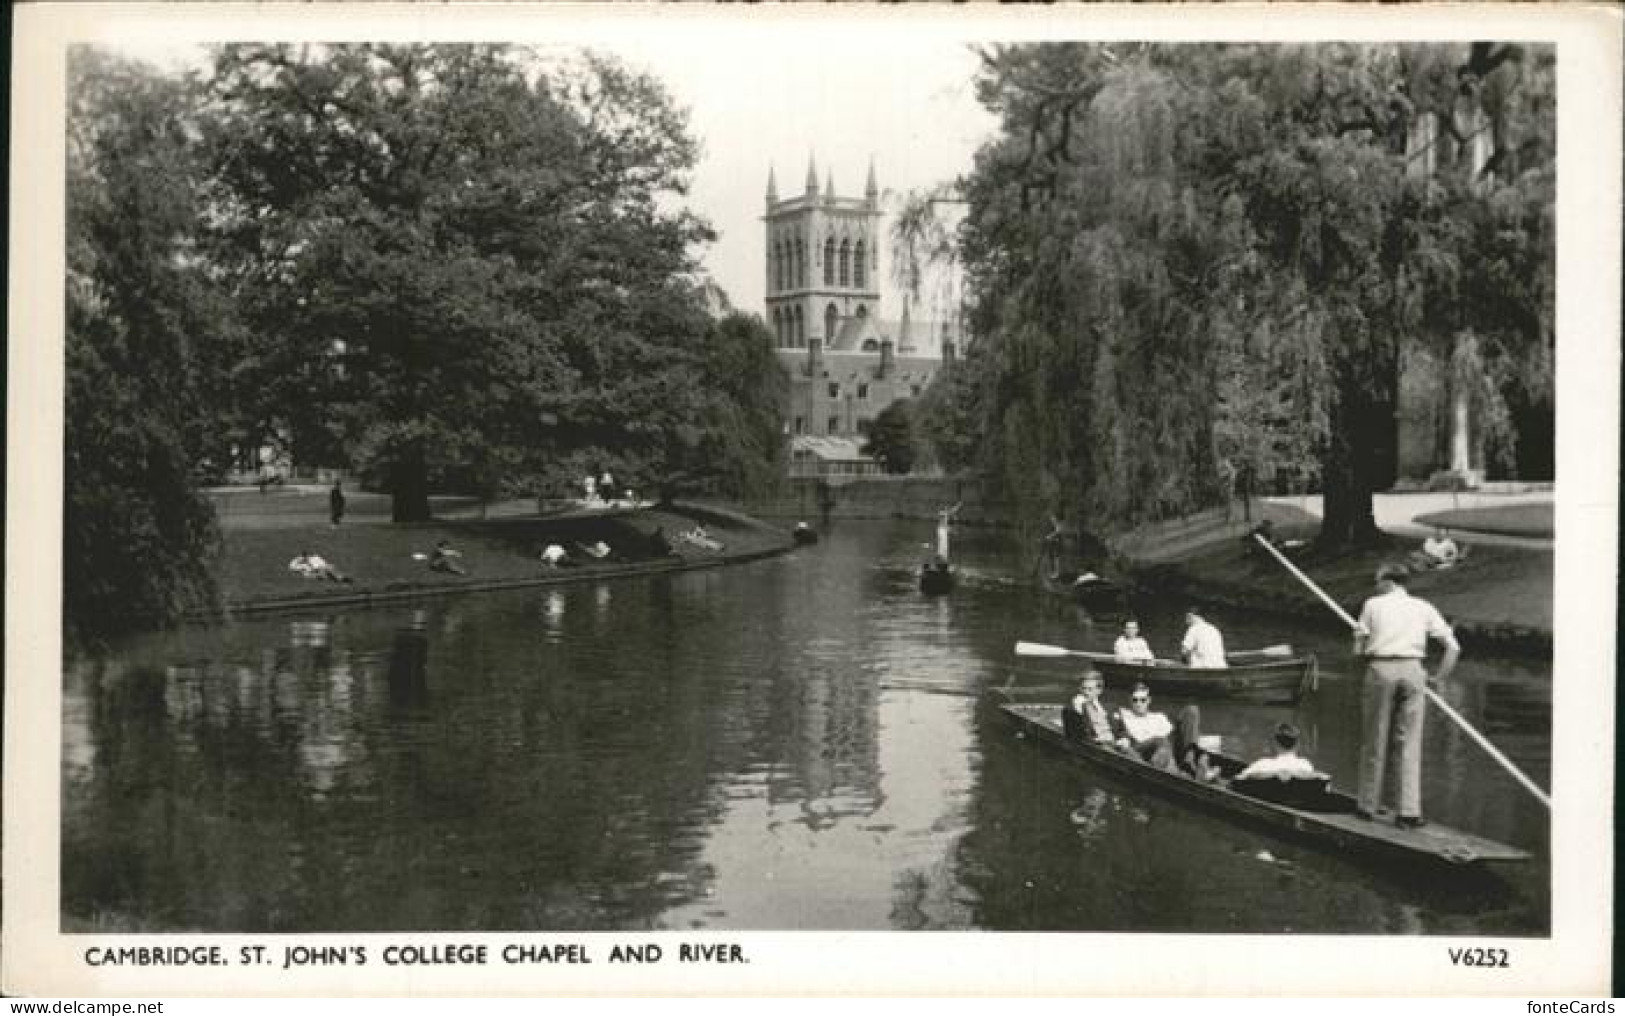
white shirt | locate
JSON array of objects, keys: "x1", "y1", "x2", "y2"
[
  {"x1": 1113, "y1": 636, "x2": 1154, "y2": 663},
  {"x1": 1357, "y1": 587, "x2": 1458, "y2": 658},
  {"x1": 1422, "y1": 536, "x2": 1459, "y2": 564},
  {"x1": 541, "y1": 544, "x2": 567, "y2": 565},
  {"x1": 1118, "y1": 709, "x2": 1172, "y2": 742},
  {"x1": 1181, "y1": 619, "x2": 1228, "y2": 669},
  {"x1": 1237, "y1": 753, "x2": 1317, "y2": 780},
  {"x1": 289, "y1": 554, "x2": 328, "y2": 574}
]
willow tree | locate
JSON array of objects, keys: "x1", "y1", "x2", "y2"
[{"x1": 945, "y1": 42, "x2": 1552, "y2": 547}]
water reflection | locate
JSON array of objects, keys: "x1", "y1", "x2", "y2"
[{"x1": 62, "y1": 522, "x2": 1549, "y2": 933}]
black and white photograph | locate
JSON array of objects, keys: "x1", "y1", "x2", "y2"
[{"x1": 5, "y1": 1, "x2": 1618, "y2": 998}]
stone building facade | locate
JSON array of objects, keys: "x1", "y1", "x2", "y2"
[{"x1": 764, "y1": 158, "x2": 953, "y2": 477}]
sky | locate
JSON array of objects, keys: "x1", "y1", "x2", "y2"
[
  {"x1": 125, "y1": 18, "x2": 998, "y2": 334},
  {"x1": 605, "y1": 35, "x2": 997, "y2": 322}
]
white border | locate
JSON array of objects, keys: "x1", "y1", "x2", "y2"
[{"x1": 7, "y1": 2, "x2": 1619, "y2": 997}]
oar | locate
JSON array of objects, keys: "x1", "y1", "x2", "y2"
[
  {"x1": 1252, "y1": 534, "x2": 1551, "y2": 809},
  {"x1": 1014, "y1": 641, "x2": 1115, "y2": 661}
]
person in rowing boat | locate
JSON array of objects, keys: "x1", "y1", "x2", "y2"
[
  {"x1": 1062, "y1": 670, "x2": 1122, "y2": 746},
  {"x1": 1353, "y1": 562, "x2": 1461, "y2": 830},
  {"x1": 1113, "y1": 619, "x2": 1155, "y2": 664},
  {"x1": 1180, "y1": 606, "x2": 1228, "y2": 669}
]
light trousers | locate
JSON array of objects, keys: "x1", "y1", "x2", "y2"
[{"x1": 1358, "y1": 659, "x2": 1427, "y2": 817}]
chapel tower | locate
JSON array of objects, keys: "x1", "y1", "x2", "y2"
[{"x1": 763, "y1": 156, "x2": 882, "y2": 349}]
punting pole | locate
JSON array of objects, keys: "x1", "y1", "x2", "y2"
[{"x1": 1252, "y1": 534, "x2": 1551, "y2": 810}]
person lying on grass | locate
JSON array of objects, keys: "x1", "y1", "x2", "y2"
[{"x1": 289, "y1": 550, "x2": 352, "y2": 583}]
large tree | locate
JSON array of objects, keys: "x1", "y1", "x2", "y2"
[
  {"x1": 202, "y1": 44, "x2": 717, "y2": 520},
  {"x1": 939, "y1": 42, "x2": 1552, "y2": 546},
  {"x1": 66, "y1": 51, "x2": 226, "y2": 640}
]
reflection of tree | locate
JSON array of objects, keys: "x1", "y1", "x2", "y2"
[{"x1": 63, "y1": 580, "x2": 842, "y2": 930}]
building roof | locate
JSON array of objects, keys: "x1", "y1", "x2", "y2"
[{"x1": 789, "y1": 436, "x2": 874, "y2": 462}]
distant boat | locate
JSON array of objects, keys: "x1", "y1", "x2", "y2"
[
  {"x1": 1036, "y1": 523, "x2": 1128, "y2": 613},
  {"x1": 920, "y1": 504, "x2": 961, "y2": 595},
  {"x1": 919, "y1": 557, "x2": 955, "y2": 595},
  {"x1": 792, "y1": 522, "x2": 819, "y2": 546}
]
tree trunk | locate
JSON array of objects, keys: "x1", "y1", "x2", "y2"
[
  {"x1": 1318, "y1": 356, "x2": 1395, "y2": 548},
  {"x1": 390, "y1": 445, "x2": 432, "y2": 523}
]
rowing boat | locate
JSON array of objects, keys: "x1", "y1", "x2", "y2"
[
  {"x1": 997, "y1": 701, "x2": 1531, "y2": 870},
  {"x1": 1039, "y1": 568, "x2": 1131, "y2": 613},
  {"x1": 1094, "y1": 653, "x2": 1318, "y2": 704}
]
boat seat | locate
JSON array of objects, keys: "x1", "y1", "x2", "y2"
[{"x1": 1231, "y1": 773, "x2": 1354, "y2": 813}]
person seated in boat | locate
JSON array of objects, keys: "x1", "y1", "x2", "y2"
[
  {"x1": 1180, "y1": 606, "x2": 1228, "y2": 669},
  {"x1": 1115, "y1": 682, "x2": 1178, "y2": 770},
  {"x1": 1227, "y1": 722, "x2": 1341, "y2": 809},
  {"x1": 540, "y1": 543, "x2": 572, "y2": 568},
  {"x1": 1236, "y1": 722, "x2": 1318, "y2": 781},
  {"x1": 1113, "y1": 619, "x2": 1155, "y2": 664},
  {"x1": 1062, "y1": 670, "x2": 1122, "y2": 746},
  {"x1": 428, "y1": 539, "x2": 467, "y2": 576}
]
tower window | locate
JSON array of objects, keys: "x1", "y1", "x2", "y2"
[
  {"x1": 828, "y1": 416, "x2": 840, "y2": 435},
  {"x1": 828, "y1": 382, "x2": 840, "y2": 398},
  {"x1": 823, "y1": 238, "x2": 835, "y2": 285},
  {"x1": 838, "y1": 240, "x2": 851, "y2": 287},
  {"x1": 857, "y1": 383, "x2": 869, "y2": 399},
  {"x1": 854, "y1": 240, "x2": 867, "y2": 288},
  {"x1": 794, "y1": 416, "x2": 805, "y2": 435}
]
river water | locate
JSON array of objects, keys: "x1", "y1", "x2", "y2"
[{"x1": 63, "y1": 521, "x2": 1551, "y2": 934}]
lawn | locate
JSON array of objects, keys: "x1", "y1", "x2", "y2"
[
  {"x1": 1412, "y1": 502, "x2": 1553, "y2": 538},
  {"x1": 217, "y1": 507, "x2": 785, "y2": 606},
  {"x1": 1159, "y1": 531, "x2": 1553, "y2": 633}
]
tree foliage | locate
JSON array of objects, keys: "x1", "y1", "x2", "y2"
[
  {"x1": 862, "y1": 399, "x2": 918, "y2": 475},
  {"x1": 66, "y1": 50, "x2": 224, "y2": 641},
  {"x1": 934, "y1": 42, "x2": 1552, "y2": 546},
  {"x1": 202, "y1": 44, "x2": 720, "y2": 519}
]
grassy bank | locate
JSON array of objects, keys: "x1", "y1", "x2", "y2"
[
  {"x1": 1130, "y1": 532, "x2": 1552, "y2": 653},
  {"x1": 216, "y1": 505, "x2": 789, "y2": 610},
  {"x1": 1413, "y1": 502, "x2": 1554, "y2": 538}
]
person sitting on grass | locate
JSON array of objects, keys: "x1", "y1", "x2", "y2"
[
  {"x1": 289, "y1": 550, "x2": 352, "y2": 583},
  {"x1": 1410, "y1": 528, "x2": 1466, "y2": 571},
  {"x1": 428, "y1": 539, "x2": 467, "y2": 576},
  {"x1": 647, "y1": 527, "x2": 677, "y2": 558},
  {"x1": 1235, "y1": 722, "x2": 1318, "y2": 780},
  {"x1": 681, "y1": 525, "x2": 725, "y2": 552}
]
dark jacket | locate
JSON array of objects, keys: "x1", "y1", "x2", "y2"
[{"x1": 1062, "y1": 697, "x2": 1123, "y2": 745}]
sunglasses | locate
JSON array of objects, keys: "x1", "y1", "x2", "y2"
[{"x1": 1132, "y1": 696, "x2": 1150, "y2": 703}]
